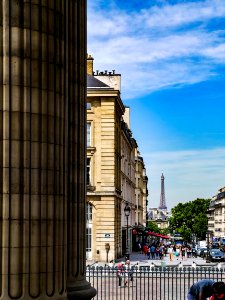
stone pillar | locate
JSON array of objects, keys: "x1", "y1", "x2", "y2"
[
  {"x1": 66, "y1": 1, "x2": 96, "y2": 300},
  {"x1": 0, "y1": 1, "x2": 96, "y2": 300}
]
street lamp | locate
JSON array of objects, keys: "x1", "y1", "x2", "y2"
[
  {"x1": 206, "y1": 212, "x2": 211, "y2": 263},
  {"x1": 124, "y1": 202, "x2": 131, "y2": 260},
  {"x1": 206, "y1": 230, "x2": 210, "y2": 262}
]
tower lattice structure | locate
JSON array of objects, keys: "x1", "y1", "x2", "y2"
[{"x1": 158, "y1": 173, "x2": 167, "y2": 210}]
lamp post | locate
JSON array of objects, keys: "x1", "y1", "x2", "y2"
[
  {"x1": 124, "y1": 202, "x2": 131, "y2": 261},
  {"x1": 206, "y1": 212, "x2": 211, "y2": 263},
  {"x1": 206, "y1": 230, "x2": 210, "y2": 262}
]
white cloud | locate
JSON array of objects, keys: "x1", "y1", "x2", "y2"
[
  {"x1": 202, "y1": 43, "x2": 225, "y2": 60},
  {"x1": 87, "y1": 0, "x2": 225, "y2": 98},
  {"x1": 87, "y1": 1, "x2": 225, "y2": 210},
  {"x1": 142, "y1": 0, "x2": 225, "y2": 29},
  {"x1": 144, "y1": 147, "x2": 225, "y2": 209}
]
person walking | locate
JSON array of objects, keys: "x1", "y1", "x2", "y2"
[
  {"x1": 117, "y1": 262, "x2": 125, "y2": 287},
  {"x1": 181, "y1": 246, "x2": 186, "y2": 260},
  {"x1": 159, "y1": 245, "x2": 164, "y2": 260},
  {"x1": 187, "y1": 279, "x2": 225, "y2": 300},
  {"x1": 147, "y1": 245, "x2": 151, "y2": 259},
  {"x1": 168, "y1": 246, "x2": 173, "y2": 261},
  {"x1": 143, "y1": 244, "x2": 148, "y2": 258},
  {"x1": 155, "y1": 246, "x2": 160, "y2": 260},
  {"x1": 150, "y1": 244, "x2": 155, "y2": 260}
]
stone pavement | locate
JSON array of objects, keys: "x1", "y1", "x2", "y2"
[{"x1": 86, "y1": 251, "x2": 225, "y2": 268}]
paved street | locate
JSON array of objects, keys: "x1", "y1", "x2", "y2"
[
  {"x1": 87, "y1": 251, "x2": 225, "y2": 268},
  {"x1": 86, "y1": 252, "x2": 225, "y2": 300},
  {"x1": 117, "y1": 251, "x2": 224, "y2": 267}
]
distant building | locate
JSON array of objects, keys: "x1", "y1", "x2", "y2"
[
  {"x1": 207, "y1": 186, "x2": 225, "y2": 237},
  {"x1": 159, "y1": 173, "x2": 167, "y2": 210},
  {"x1": 86, "y1": 56, "x2": 125, "y2": 261},
  {"x1": 135, "y1": 149, "x2": 148, "y2": 227},
  {"x1": 148, "y1": 173, "x2": 169, "y2": 229},
  {"x1": 86, "y1": 55, "x2": 148, "y2": 261}
]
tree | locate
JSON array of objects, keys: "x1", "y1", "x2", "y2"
[
  {"x1": 169, "y1": 198, "x2": 210, "y2": 242},
  {"x1": 146, "y1": 221, "x2": 161, "y2": 233}
]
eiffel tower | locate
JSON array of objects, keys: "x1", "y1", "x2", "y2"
[{"x1": 158, "y1": 173, "x2": 167, "y2": 210}]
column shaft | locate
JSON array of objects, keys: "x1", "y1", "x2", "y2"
[{"x1": 0, "y1": 1, "x2": 95, "y2": 299}]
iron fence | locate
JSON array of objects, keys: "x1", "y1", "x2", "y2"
[{"x1": 86, "y1": 265, "x2": 225, "y2": 300}]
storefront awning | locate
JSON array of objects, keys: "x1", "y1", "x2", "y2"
[{"x1": 147, "y1": 231, "x2": 170, "y2": 239}]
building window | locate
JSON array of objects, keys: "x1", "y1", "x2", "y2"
[
  {"x1": 87, "y1": 123, "x2": 91, "y2": 147},
  {"x1": 86, "y1": 202, "x2": 92, "y2": 221},
  {"x1": 86, "y1": 203, "x2": 93, "y2": 253},
  {"x1": 87, "y1": 158, "x2": 91, "y2": 185},
  {"x1": 86, "y1": 227, "x2": 92, "y2": 252},
  {"x1": 87, "y1": 102, "x2": 91, "y2": 109}
]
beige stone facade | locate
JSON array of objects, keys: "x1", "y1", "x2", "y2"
[
  {"x1": 135, "y1": 149, "x2": 148, "y2": 227},
  {"x1": 148, "y1": 208, "x2": 169, "y2": 230},
  {"x1": 208, "y1": 186, "x2": 225, "y2": 237},
  {"x1": 86, "y1": 57, "x2": 148, "y2": 261},
  {"x1": 121, "y1": 109, "x2": 136, "y2": 255},
  {"x1": 86, "y1": 71, "x2": 125, "y2": 261},
  {"x1": 0, "y1": 2, "x2": 95, "y2": 300}
]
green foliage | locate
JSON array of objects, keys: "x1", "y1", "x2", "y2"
[
  {"x1": 146, "y1": 221, "x2": 161, "y2": 233},
  {"x1": 160, "y1": 227, "x2": 170, "y2": 235},
  {"x1": 169, "y1": 198, "x2": 211, "y2": 242}
]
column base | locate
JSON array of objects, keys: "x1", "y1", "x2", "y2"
[{"x1": 67, "y1": 279, "x2": 96, "y2": 300}]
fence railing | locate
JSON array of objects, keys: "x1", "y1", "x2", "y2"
[{"x1": 86, "y1": 265, "x2": 225, "y2": 300}]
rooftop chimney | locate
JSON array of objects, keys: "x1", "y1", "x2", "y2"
[{"x1": 87, "y1": 54, "x2": 94, "y2": 75}]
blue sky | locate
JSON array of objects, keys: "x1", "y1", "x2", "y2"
[{"x1": 87, "y1": 0, "x2": 225, "y2": 210}]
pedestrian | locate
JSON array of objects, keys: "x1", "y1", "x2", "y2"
[
  {"x1": 187, "y1": 279, "x2": 225, "y2": 300},
  {"x1": 173, "y1": 244, "x2": 177, "y2": 253},
  {"x1": 211, "y1": 283, "x2": 225, "y2": 299},
  {"x1": 150, "y1": 244, "x2": 155, "y2": 260},
  {"x1": 125, "y1": 260, "x2": 134, "y2": 284},
  {"x1": 137, "y1": 242, "x2": 142, "y2": 253},
  {"x1": 147, "y1": 246, "x2": 151, "y2": 259},
  {"x1": 155, "y1": 246, "x2": 160, "y2": 260},
  {"x1": 143, "y1": 244, "x2": 148, "y2": 257},
  {"x1": 124, "y1": 260, "x2": 130, "y2": 286},
  {"x1": 168, "y1": 246, "x2": 173, "y2": 261},
  {"x1": 159, "y1": 245, "x2": 164, "y2": 260},
  {"x1": 117, "y1": 262, "x2": 125, "y2": 287},
  {"x1": 187, "y1": 247, "x2": 192, "y2": 258},
  {"x1": 181, "y1": 246, "x2": 186, "y2": 260}
]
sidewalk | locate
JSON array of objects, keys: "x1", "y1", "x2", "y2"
[
  {"x1": 86, "y1": 251, "x2": 224, "y2": 268},
  {"x1": 122, "y1": 252, "x2": 221, "y2": 267}
]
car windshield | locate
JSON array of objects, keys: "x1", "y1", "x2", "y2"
[{"x1": 211, "y1": 250, "x2": 222, "y2": 255}]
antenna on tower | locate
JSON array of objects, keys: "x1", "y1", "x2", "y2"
[{"x1": 158, "y1": 173, "x2": 167, "y2": 210}]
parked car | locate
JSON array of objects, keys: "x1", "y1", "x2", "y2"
[
  {"x1": 208, "y1": 249, "x2": 225, "y2": 262},
  {"x1": 199, "y1": 248, "x2": 208, "y2": 258},
  {"x1": 191, "y1": 248, "x2": 198, "y2": 258},
  {"x1": 211, "y1": 243, "x2": 220, "y2": 249},
  {"x1": 197, "y1": 247, "x2": 207, "y2": 256}
]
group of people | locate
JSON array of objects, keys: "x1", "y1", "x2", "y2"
[
  {"x1": 117, "y1": 259, "x2": 134, "y2": 287},
  {"x1": 167, "y1": 244, "x2": 196, "y2": 261},
  {"x1": 142, "y1": 243, "x2": 165, "y2": 260},
  {"x1": 139, "y1": 241, "x2": 196, "y2": 261}
]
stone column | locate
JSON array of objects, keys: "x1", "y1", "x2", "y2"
[
  {"x1": 66, "y1": 1, "x2": 96, "y2": 299},
  {"x1": 0, "y1": 1, "x2": 96, "y2": 300}
]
